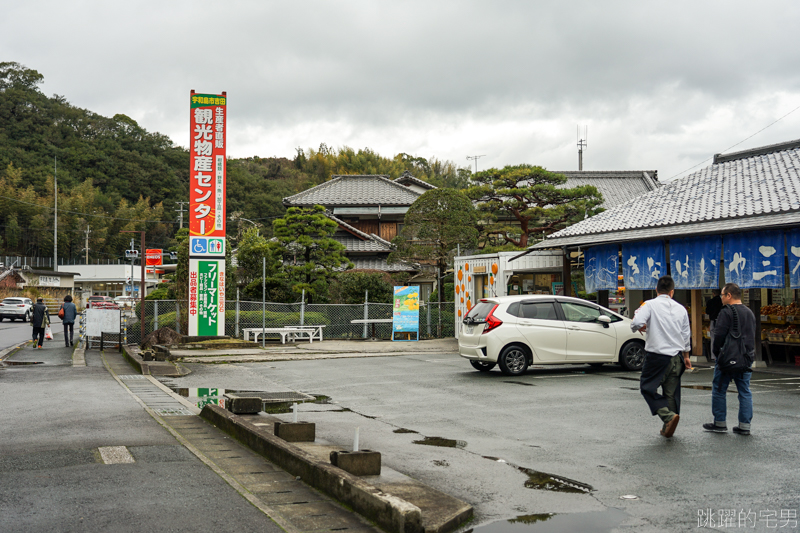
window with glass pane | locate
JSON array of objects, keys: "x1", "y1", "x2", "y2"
[
  {"x1": 520, "y1": 302, "x2": 558, "y2": 320},
  {"x1": 561, "y1": 302, "x2": 601, "y2": 323}
]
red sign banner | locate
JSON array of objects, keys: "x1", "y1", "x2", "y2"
[
  {"x1": 145, "y1": 249, "x2": 163, "y2": 266},
  {"x1": 189, "y1": 91, "x2": 226, "y2": 237}
]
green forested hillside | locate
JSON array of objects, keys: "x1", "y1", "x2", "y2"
[{"x1": 0, "y1": 61, "x2": 469, "y2": 262}]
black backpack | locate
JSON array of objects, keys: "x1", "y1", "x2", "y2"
[{"x1": 718, "y1": 305, "x2": 753, "y2": 374}]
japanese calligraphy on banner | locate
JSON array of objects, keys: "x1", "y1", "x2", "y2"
[
  {"x1": 189, "y1": 91, "x2": 226, "y2": 237},
  {"x1": 787, "y1": 228, "x2": 800, "y2": 288},
  {"x1": 188, "y1": 259, "x2": 226, "y2": 336},
  {"x1": 584, "y1": 245, "x2": 618, "y2": 293},
  {"x1": 723, "y1": 230, "x2": 784, "y2": 288},
  {"x1": 622, "y1": 241, "x2": 665, "y2": 290},
  {"x1": 669, "y1": 236, "x2": 721, "y2": 289}
]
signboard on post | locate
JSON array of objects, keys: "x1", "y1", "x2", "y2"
[
  {"x1": 188, "y1": 90, "x2": 227, "y2": 336},
  {"x1": 189, "y1": 91, "x2": 226, "y2": 238},
  {"x1": 145, "y1": 249, "x2": 163, "y2": 266},
  {"x1": 188, "y1": 259, "x2": 226, "y2": 336},
  {"x1": 392, "y1": 286, "x2": 419, "y2": 341}
]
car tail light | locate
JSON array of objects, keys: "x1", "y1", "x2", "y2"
[
  {"x1": 482, "y1": 304, "x2": 502, "y2": 334},
  {"x1": 17, "y1": 304, "x2": 25, "y2": 307}
]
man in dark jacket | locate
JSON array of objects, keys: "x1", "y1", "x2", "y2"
[
  {"x1": 31, "y1": 297, "x2": 50, "y2": 349},
  {"x1": 703, "y1": 283, "x2": 755, "y2": 435},
  {"x1": 705, "y1": 289, "x2": 723, "y2": 361},
  {"x1": 61, "y1": 294, "x2": 78, "y2": 347}
]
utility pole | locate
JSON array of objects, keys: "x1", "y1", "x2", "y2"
[
  {"x1": 577, "y1": 125, "x2": 588, "y2": 171},
  {"x1": 175, "y1": 201, "x2": 189, "y2": 229},
  {"x1": 54, "y1": 157, "x2": 57, "y2": 270},
  {"x1": 466, "y1": 155, "x2": 485, "y2": 175},
  {"x1": 84, "y1": 225, "x2": 91, "y2": 264},
  {"x1": 122, "y1": 230, "x2": 146, "y2": 342}
]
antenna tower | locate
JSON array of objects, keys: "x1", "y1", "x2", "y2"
[
  {"x1": 577, "y1": 126, "x2": 588, "y2": 171},
  {"x1": 466, "y1": 155, "x2": 486, "y2": 174}
]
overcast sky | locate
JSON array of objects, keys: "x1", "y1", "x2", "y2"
[{"x1": 5, "y1": 1, "x2": 800, "y2": 181}]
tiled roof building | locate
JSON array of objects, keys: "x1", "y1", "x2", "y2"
[{"x1": 534, "y1": 140, "x2": 800, "y2": 249}]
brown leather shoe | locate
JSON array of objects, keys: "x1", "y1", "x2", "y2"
[{"x1": 661, "y1": 414, "x2": 680, "y2": 438}]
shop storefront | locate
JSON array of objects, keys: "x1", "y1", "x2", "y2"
[
  {"x1": 453, "y1": 250, "x2": 562, "y2": 336},
  {"x1": 527, "y1": 139, "x2": 800, "y2": 368}
]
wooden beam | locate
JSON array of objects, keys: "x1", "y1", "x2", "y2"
[{"x1": 691, "y1": 290, "x2": 703, "y2": 357}]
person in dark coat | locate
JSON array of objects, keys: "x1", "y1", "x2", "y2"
[
  {"x1": 31, "y1": 297, "x2": 50, "y2": 349},
  {"x1": 705, "y1": 289, "x2": 723, "y2": 361},
  {"x1": 60, "y1": 294, "x2": 78, "y2": 347}
]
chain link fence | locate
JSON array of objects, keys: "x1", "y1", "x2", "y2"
[{"x1": 123, "y1": 299, "x2": 455, "y2": 345}]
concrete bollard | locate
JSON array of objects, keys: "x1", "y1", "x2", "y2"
[
  {"x1": 274, "y1": 421, "x2": 316, "y2": 442},
  {"x1": 330, "y1": 450, "x2": 381, "y2": 476},
  {"x1": 224, "y1": 395, "x2": 262, "y2": 414}
]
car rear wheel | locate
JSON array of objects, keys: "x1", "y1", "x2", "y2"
[
  {"x1": 22, "y1": 312, "x2": 28, "y2": 323},
  {"x1": 498, "y1": 345, "x2": 529, "y2": 376},
  {"x1": 470, "y1": 360, "x2": 496, "y2": 372},
  {"x1": 619, "y1": 341, "x2": 645, "y2": 371}
]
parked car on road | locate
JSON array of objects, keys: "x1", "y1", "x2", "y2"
[
  {"x1": 86, "y1": 295, "x2": 119, "y2": 309},
  {"x1": 459, "y1": 295, "x2": 646, "y2": 375},
  {"x1": 113, "y1": 296, "x2": 136, "y2": 309},
  {"x1": 0, "y1": 297, "x2": 33, "y2": 322}
]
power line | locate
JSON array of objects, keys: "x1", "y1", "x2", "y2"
[{"x1": 666, "y1": 101, "x2": 800, "y2": 181}]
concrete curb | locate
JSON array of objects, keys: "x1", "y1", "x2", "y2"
[
  {"x1": 0, "y1": 340, "x2": 29, "y2": 362},
  {"x1": 200, "y1": 405, "x2": 424, "y2": 533},
  {"x1": 121, "y1": 345, "x2": 191, "y2": 377}
]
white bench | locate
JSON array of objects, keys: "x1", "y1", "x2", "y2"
[
  {"x1": 350, "y1": 318, "x2": 393, "y2": 339},
  {"x1": 243, "y1": 325, "x2": 325, "y2": 344}
]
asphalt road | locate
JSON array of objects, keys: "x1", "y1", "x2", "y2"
[
  {"x1": 169, "y1": 354, "x2": 800, "y2": 532},
  {"x1": 0, "y1": 337, "x2": 286, "y2": 533},
  {"x1": 0, "y1": 316, "x2": 66, "y2": 351}
]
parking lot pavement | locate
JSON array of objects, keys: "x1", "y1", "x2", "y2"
[{"x1": 167, "y1": 354, "x2": 800, "y2": 532}]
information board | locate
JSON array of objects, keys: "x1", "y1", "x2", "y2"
[{"x1": 392, "y1": 286, "x2": 419, "y2": 341}]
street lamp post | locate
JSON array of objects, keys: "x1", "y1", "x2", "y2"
[{"x1": 121, "y1": 230, "x2": 146, "y2": 343}]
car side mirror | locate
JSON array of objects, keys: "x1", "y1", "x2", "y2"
[{"x1": 597, "y1": 315, "x2": 611, "y2": 328}]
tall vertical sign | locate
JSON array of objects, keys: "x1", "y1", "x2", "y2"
[{"x1": 189, "y1": 91, "x2": 226, "y2": 336}]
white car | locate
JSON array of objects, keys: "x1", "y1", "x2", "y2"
[
  {"x1": 459, "y1": 295, "x2": 646, "y2": 375},
  {"x1": 0, "y1": 297, "x2": 34, "y2": 322},
  {"x1": 113, "y1": 296, "x2": 136, "y2": 309}
]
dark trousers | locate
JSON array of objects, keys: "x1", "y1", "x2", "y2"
[
  {"x1": 32, "y1": 326, "x2": 45, "y2": 347},
  {"x1": 640, "y1": 351, "x2": 685, "y2": 420},
  {"x1": 63, "y1": 322, "x2": 74, "y2": 345}
]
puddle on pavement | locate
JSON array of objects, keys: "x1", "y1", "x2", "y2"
[
  {"x1": 468, "y1": 508, "x2": 627, "y2": 533},
  {"x1": 503, "y1": 381, "x2": 535, "y2": 386},
  {"x1": 393, "y1": 428, "x2": 418, "y2": 434},
  {"x1": 517, "y1": 467, "x2": 593, "y2": 493},
  {"x1": 4, "y1": 361, "x2": 45, "y2": 365},
  {"x1": 412, "y1": 436, "x2": 467, "y2": 449}
]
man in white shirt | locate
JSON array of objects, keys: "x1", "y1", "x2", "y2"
[{"x1": 630, "y1": 275, "x2": 693, "y2": 438}]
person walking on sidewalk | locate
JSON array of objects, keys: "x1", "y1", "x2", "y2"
[
  {"x1": 703, "y1": 283, "x2": 755, "y2": 436},
  {"x1": 705, "y1": 289, "x2": 723, "y2": 362},
  {"x1": 60, "y1": 294, "x2": 78, "y2": 347},
  {"x1": 631, "y1": 275, "x2": 693, "y2": 438},
  {"x1": 31, "y1": 297, "x2": 50, "y2": 349}
]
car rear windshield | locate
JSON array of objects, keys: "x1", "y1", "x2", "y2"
[
  {"x1": 2, "y1": 298, "x2": 23, "y2": 304},
  {"x1": 464, "y1": 301, "x2": 497, "y2": 322}
]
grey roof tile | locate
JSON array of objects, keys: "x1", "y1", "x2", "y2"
[
  {"x1": 554, "y1": 171, "x2": 660, "y2": 208},
  {"x1": 393, "y1": 170, "x2": 437, "y2": 190},
  {"x1": 534, "y1": 142, "x2": 800, "y2": 248},
  {"x1": 283, "y1": 175, "x2": 423, "y2": 207}
]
